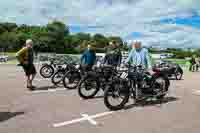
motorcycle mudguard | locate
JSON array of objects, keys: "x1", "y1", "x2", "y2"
[
  {"x1": 42, "y1": 63, "x2": 49, "y2": 66},
  {"x1": 178, "y1": 67, "x2": 183, "y2": 74},
  {"x1": 71, "y1": 71, "x2": 81, "y2": 79},
  {"x1": 82, "y1": 72, "x2": 100, "y2": 84},
  {"x1": 85, "y1": 71, "x2": 98, "y2": 78}
]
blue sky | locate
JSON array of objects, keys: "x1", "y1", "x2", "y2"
[
  {"x1": 160, "y1": 15, "x2": 200, "y2": 28},
  {"x1": 69, "y1": 13, "x2": 200, "y2": 39},
  {"x1": 69, "y1": 25, "x2": 105, "y2": 33},
  {"x1": 0, "y1": 0, "x2": 200, "y2": 48}
]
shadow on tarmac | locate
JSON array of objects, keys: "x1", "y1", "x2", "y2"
[
  {"x1": 169, "y1": 77, "x2": 184, "y2": 81},
  {"x1": 0, "y1": 112, "x2": 24, "y2": 122},
  {"x1": 124, "y1": 96, "x2": 179, "y2": 110},
  {"x1": 31, "y1": 85, "x2": 58, "y2": 91}
]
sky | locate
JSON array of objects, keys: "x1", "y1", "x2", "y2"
[{"x1": 0, "y1": 0, "x2": 200, "y2": 48}]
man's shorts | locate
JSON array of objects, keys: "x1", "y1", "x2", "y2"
[{"x1": 22, "y1": 64, "x2": 37, "y2": 76}]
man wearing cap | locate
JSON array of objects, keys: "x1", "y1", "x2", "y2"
[
  {"x1": 16, "y1": 39, "x2": 37, "y2": 90},
  {"x1": 126, "y1": 41, "x2": 152, "y2": 70}
]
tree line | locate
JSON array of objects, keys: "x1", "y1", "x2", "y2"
[
  {"x1": 0, "y1": 21, "x2": 126, "y2": 54},
  {"x1": 1, "y1": 21, "x2": 199, "y2": 59}
]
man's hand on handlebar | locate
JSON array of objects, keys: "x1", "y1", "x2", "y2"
[{"x1": 148, "y1": 68, "x2": 154, "y2": 75}]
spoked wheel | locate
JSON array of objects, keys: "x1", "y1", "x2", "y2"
[
  {"x1": 51, "y1": 71, "x2": 65, "y2": 85},
  {"x1": 78, "y1": 77, "x2": 99, "y2": 99},
  {"x1": 175, "y1": 69, "x2": 183, "y2": 80},
  {"x1": 63, "y1": 71, "x2": 81, "y2": 89},
  {"x1": 40, "y1": 65, "x2": 54, "y2": 78},
  {"x1": 152, "y1": 76, "x2": 169, "y2": 100},
  {"x1": 104, "y1": 85, "x2": 129, "y2": 111}
]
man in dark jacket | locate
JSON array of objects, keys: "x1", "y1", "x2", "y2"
[
  {"x1": 189, "y1": 55, "x2": 196, "y2": 72},
  {"x1": 81, "y1": 45, "x2": 96, "y2": 71},
  {"x1": 104, "y1": 42, "x2": 122, "y2": 66}
]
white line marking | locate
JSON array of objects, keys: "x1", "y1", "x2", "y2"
[
  {"x1": 35, "y1": 78, "x2": 49, "y2": 81},
  {"x1": 6, "y1": 74, "x2": 18, "y2": 78},
  {"x1": 30, "y1": 88, "x2": 66, "y2": 94},
  {"x1": 53, "y1": 111, "x2": 114, "y2": 128},
  {"x1": 192, "y1": 90, "x2": 200, "y2": 95},
  {"x1": 91, "y1": 111, "x2": 114, "y2": 118},
  {"x1": 194, "y1": 90, "x2": 200, "y2": 93},
  {"x1": 54, "y1": 117, "x2": 86, "y2": 127},
  {"x1": 81, "y1": 114, "x2": 98, "y2": 125}
]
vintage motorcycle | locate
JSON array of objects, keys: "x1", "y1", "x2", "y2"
[{"x1": 104, "y1": 64, "x2": 170, "y2": 110}]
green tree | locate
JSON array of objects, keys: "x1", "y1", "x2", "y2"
[
  {"x1": 0, "y1": 32, "x2": 18, "y2": 51},
  {"x1": 108, "y1": 36, "x2": 123, "y2": 46},
  {"x1": 0, "y1": 22, "x2": 17, "y2": 32},
  {"x1": 47, "y1": 21, "x2": 69, "y2": 53},
  {"x1": 0, "y1": 25, "x2": 6, "y2": 34},
  {"x1": 0, "y1": 21, "x2": 125, "y2": 54},
  {"x1": 93, "y1": 34, "x2": 108, "y2": 48}
]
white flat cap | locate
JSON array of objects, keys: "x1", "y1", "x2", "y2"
[{"x1": 26, "y1": 39, "x2": 33, "y2": 44}]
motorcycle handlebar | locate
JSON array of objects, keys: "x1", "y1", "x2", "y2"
[{"x1": 123, "y1": 64, "x2": 144, "y2": 69}]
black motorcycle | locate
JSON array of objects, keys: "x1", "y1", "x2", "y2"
[
  {"x1": 104, "y1": 65, "x2": 170, "y2": 111},
  {"x1": 156, "y1": 61, "x2": 183, "y2": 80},
  {"x1": 51, "y1": 64, "x2": 70, "y2": 85},
  {"x1": 78, "y1": 65, "x2": 118, "y2": 99},
  {"x1": 62, "y1": 63, "x2": 83, "y2": 89}
]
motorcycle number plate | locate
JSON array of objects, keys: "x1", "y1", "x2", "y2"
[
  {"x1": 75, "y1": 65, "x2": 80, "y2": 69},
  {"x1": 120, "y1": 72, "x2": 128, "y2": 79},
  {"x1": 63, "y1": 64, "x2": 67, "y2": 68}
]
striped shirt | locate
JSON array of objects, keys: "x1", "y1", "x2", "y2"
[{"x1": 126, "y1": 48, "x2": 151, "y2": 69}]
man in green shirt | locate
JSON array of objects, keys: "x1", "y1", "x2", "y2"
[{"x1": 16, "y1": 39, "x2": 37, "y2": 90}]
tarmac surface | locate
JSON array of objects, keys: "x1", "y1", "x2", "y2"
[{"x1": 0, "y1": 64, "x2": 200, "y2": 133}]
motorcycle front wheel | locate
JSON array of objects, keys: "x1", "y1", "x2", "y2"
[
  {"x1": 175, "y1": 68, "x2": 183, "y2": 80},
  {"x1": 104, "y1": 85, "x2": 129, "y2": 111},
  {"x1": 151, "y1": 76, "x2": 169, "y2": 99},
  {"x1": 63, "y1": 71, "x2": 81, "y2": 89},
  {"x1": 51, "y1": 71, "x2": 65, "y2": 85},
  {"x1": 78, "y1": 77, "x2": 99, "y2": 99},
  {"x1": 40, "y1": 65, "x2": 54, "y2": 78}
]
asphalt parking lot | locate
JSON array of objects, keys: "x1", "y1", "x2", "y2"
[{"x1": 1, "y1": 64, "x2": 200, "y2": 133}]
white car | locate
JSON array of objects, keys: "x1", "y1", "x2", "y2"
[
  {"x1": 0, "y1": 56, "x2": 8, "y2": 62},
  {"x1": 160, "y1": 54, "x2": 168, "y2": 59}
]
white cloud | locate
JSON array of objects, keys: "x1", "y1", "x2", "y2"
[{"x1": 0, "y1": 0, "x2": 200, "y2": 47}]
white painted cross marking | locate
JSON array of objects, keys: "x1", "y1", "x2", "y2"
[
  {"x1": 81, "y1": 114, "x2": 98, "y2": 125},
  {"x1": 53, "y1": 111, "x2": 114, "y2": 128}
]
